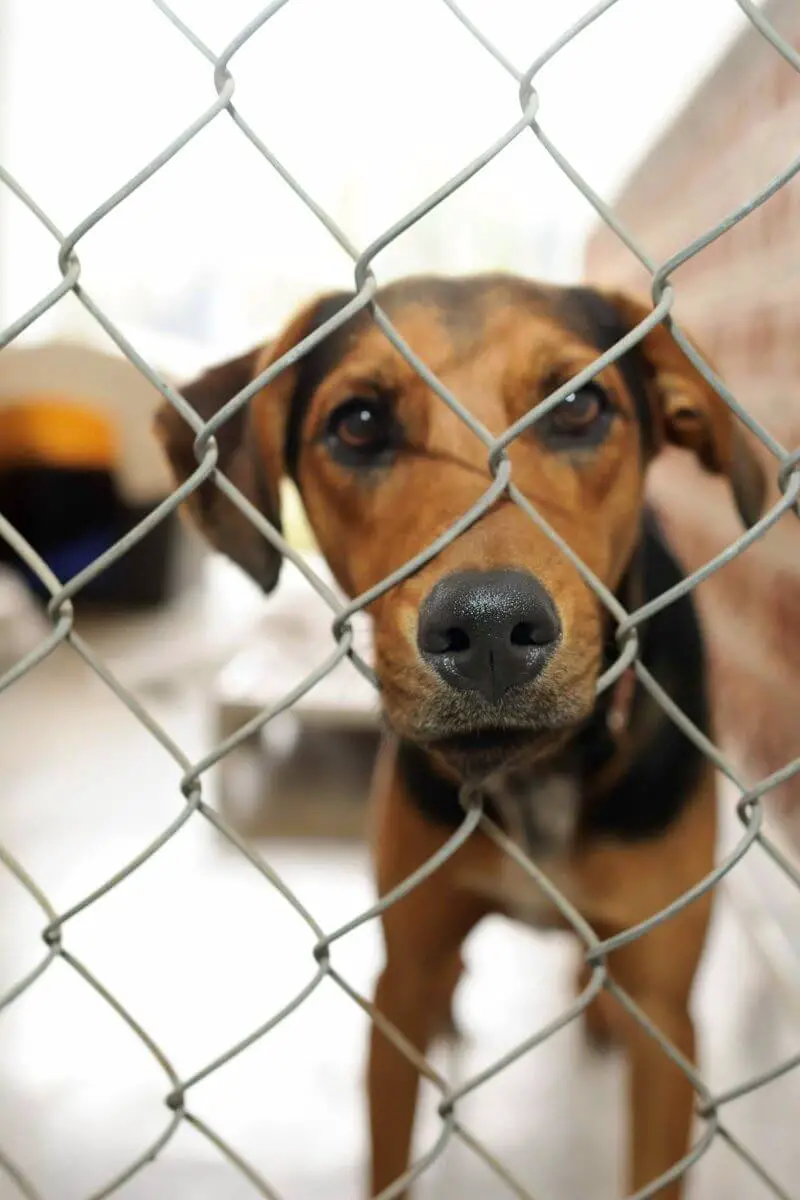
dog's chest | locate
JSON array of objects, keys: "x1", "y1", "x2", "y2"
[{"x1": 456, "y1": 771, "x2": 585, "y2": 929}]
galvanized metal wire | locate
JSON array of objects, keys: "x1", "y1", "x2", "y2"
[{"x1": 1, "y1": 2, "x2": 799, "y2": 1198}]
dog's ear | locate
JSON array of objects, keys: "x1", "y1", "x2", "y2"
[
  {"x1": 602, "y1": 291, "x2": 766, "y2": 529},
  {"x1": 154, "y1": 294, "x2": 350, "y2": 591}
]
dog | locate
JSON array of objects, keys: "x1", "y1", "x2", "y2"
[{"x1": 154, "y1": 273, "x2": 765, "y2": 1199}]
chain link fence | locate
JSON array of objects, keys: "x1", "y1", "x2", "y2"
[{"x1": 1, "y1": 1, "x2": 799, "y2": 1197}]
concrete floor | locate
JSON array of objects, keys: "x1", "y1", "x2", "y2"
[{"x1": 0, "y1": 572, "x2": 799, "y2": 1200}]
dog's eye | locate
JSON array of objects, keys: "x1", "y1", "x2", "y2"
[
  {"x1": 325, "y1": 397, "x2": 400, "y2": 466},
  {"x1": 538, "y1": 385, "x2": 612, "y2": 446}
]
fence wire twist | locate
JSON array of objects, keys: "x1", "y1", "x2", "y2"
[{"x1": 0, "y1": 1, "x2": 799, "y2": 1198}]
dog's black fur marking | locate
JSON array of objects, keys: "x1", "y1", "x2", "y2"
[
  {"x1": 560, "y1": 286, "x2": 657, "y2": 459},
  {"x1": 284, "y1": 292, "x2": 360, "y2": 482}
]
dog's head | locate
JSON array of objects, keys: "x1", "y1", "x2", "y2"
[{"x1": 155, "y1": 274, "x2": 764, "y2": 782}]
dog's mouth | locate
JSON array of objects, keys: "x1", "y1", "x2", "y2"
[
  {"x1": 381, "y1": 655, "x2": 596, "y2": 781},
  {"x1": 423, "y1": 723, "x2": 571, "y2": 780},
  {"x1": 429, "y1": 726, "x2": 533, "y2": 755}
]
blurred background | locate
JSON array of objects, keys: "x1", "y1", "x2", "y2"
[{"x1": 1, "y1": 1, "x2": 800, "y2": 1198}]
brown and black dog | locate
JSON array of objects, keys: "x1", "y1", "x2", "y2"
[{"x1": 155, "y1": 274, "x2": 765, "y2": 1200}]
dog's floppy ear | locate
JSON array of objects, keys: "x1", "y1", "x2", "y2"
[
  {"x1": 603, "y1": 291, "x2": 766, "y2": 529},
  {"x1": 153, "y1": 294, "x2": 350, "y2": 591}
]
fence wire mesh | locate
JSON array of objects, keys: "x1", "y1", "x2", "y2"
[{"x1": 0, "y1": 1, "x2": 799, "y2": 1198}]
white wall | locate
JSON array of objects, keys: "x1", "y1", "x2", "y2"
[{"x1": 1, "y1": 0, "x2": 748, "y2": 367}]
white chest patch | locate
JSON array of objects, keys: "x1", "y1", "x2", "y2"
[{"x1": 456, "y1": 771, "x2": 584, "y2": 929}]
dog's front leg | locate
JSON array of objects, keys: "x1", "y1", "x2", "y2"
[
  {"x1": 599, "y1": 887, "x2": 713, "y2": 1200},
  {"x1": 624, "y1": 991, "x2": 698, "y2": 1200},
  {"x1": 369, "y1": 941, "x2": 464, "y2": 1198},
  {"x1": 575, "y1": 772, "x2": 717, "y2": 1199},
  {"x1": 366, "y1": 743, "x2": 488, "y2": 1199}
]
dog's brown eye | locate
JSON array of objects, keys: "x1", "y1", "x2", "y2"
[
  {"x1": 538, "y1": 384, "x2": 612, "y2": 447},
  {"x1": 553, "y1": 389, "x2": 601, "y2": 430},
  {"x1": 325, "y1": 397, "x2": 401, "y2": 467},
  {"x1": 337, "y1": 404, "x2": 386, "y2": 448}
]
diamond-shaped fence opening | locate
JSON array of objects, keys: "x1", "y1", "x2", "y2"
[{"x1": 0, "y1": 1, "x2": 799, "y2": 1199}]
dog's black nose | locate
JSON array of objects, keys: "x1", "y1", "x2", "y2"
[{"x1": 417, "y1": 569, "x2": 560, "y2": 703}]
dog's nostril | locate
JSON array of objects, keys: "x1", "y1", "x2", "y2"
[
  {"x1": 442, "y1": 627, "x2": 470, "y2": 653},
  {"x1": 510, "y1": 621, "x2": 544, "y2": 647},
  {"x1": 424, "y1": 626, "x2": 471, "y2": 654}
]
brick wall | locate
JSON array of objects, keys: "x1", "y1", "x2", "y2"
[{"x1": 585, "y1": 0, "x2": 800, "y2": 841}]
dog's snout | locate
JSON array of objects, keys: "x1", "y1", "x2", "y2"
[{"x1": 417, "y1": 569, "x2": 560, "y2": 703}]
